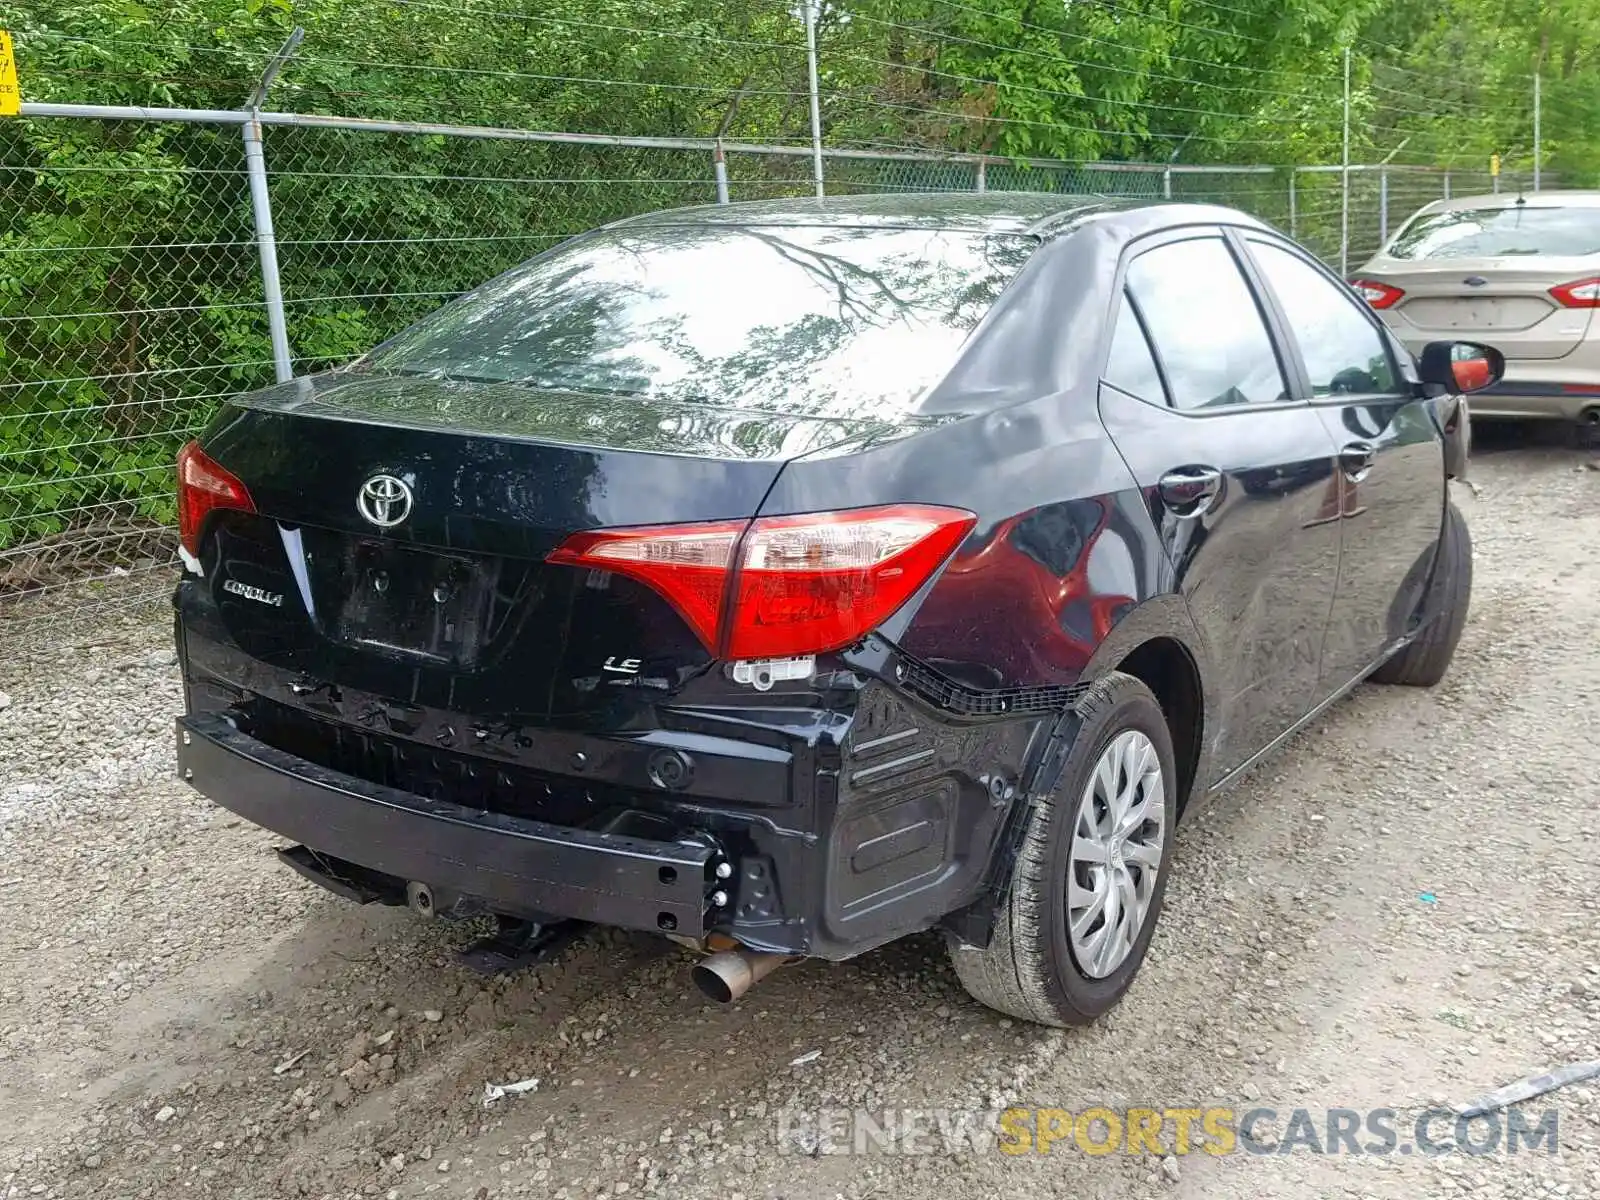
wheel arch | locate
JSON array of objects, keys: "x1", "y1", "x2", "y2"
[{"x1": 1079, "y1": 594, "x2": 1215, "y2": 814}]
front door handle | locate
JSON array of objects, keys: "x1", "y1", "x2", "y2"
[
  {"x1": 1158, "y1": 465, "x2": 1223, "y2": 516},
  {"x1": 1339, "y1": 441, "x2": 1376, "y2": 482}
]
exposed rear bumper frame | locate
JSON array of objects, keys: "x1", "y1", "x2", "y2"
[{"x1": 176, "y1": 712, "x2": 723, "y2": 937}]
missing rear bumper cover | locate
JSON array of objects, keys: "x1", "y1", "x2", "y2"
[{"x1": 178, "y1": 712, "x2": 721, "y2": 938}]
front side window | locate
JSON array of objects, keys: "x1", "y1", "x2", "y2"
[
  {"x1": 1125, "y1": 236, "x2": 1289, "y2": 411},
  {"x1": 357, "y1": 224, "x2": 1038, "y2": 421},
  {"x1": 1249, "y1": 240, "x2": 1401, "y2": 396}
]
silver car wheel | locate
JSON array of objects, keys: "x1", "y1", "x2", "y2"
[{"x1": 1066, "y1": 729, "x2": 1166, "y2": 979}]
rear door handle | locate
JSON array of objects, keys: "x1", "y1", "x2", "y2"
[
  {"x1": 1339, "y1": 441, "x2": 1376, "y2": 482},
  {"x1": 1158, "y1": 465, "x2": 1223, "y2": 516}
]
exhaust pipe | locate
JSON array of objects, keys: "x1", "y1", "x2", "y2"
[{"x1": 692, "y1": 948, "x2": 791, "y2": 1003}]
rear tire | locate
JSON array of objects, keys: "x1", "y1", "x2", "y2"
[
  {"x1": 1370, "y1": 501, "x2": 1472, "y2": 688},
  {"x1": 948, "y1": 671, "x2": 1177, "y2": 1027}
]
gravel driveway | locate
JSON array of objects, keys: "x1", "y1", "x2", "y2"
[{"x1": 2, "y1": 437, "x2": 1596, "y2": 1200}]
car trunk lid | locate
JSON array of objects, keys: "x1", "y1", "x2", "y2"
[{"x1": 193, "y1": 371, "x2": 906, "y2": 725}]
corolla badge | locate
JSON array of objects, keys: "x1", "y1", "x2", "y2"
[
  {"x1": 222, "y1": 578, "x2": 284, "y2": 607},
  {"x1": 357, "y1": 474, "x2": 413, "y2": 527}
]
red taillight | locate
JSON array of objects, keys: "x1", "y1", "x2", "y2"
[
  {"x1": 725, "y1": 505, "x2": 977, "y2": 659},
  {"x1": 547, "y1": 504, "x2": 977, "y2": 659},
  {"x1": 177, "y1": 440, "x2": 255, "y2": 556},
  {"x1": 1549, "y1": 276, "x2": 1600, "y2": 308},
  {"x1": 1350, "y1": 279, "x2": 1404, "y2": 309},
  {"x1": 546, "y1": 518, "x2": 746, "y2": 651}
]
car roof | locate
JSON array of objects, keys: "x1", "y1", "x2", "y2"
[
  {"x1": 606, "y1": 191, "x2": 1267, "y2": 238},
  {"x1": 1413, "y1": 189, "x2": 1600, "y2": 214}
]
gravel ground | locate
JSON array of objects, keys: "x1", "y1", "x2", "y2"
[{"x1": 1, "y1": 436, "x2": 1596, "y2": 1200}]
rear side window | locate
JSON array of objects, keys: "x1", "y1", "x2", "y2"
[
  {"x1": 358, "y1": 224, "x2": 1038, "y2": 420},
  {"x1": 1102, "y1": 294, "x2": 1166, "y2": 402},
  {"x1": 1387, "y1": 205, "x2": 1600, "y2": 260},
  {"x1": 1125, "y1": 237, "x2": 1289, "y2": 411},
  {"x1": 1248, "y1": 240, "x2": 1401, "y2": 396}
]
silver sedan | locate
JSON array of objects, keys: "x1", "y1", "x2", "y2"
[{"x1": 1352, "y1": 190, "x2": 1600, "y2": 427}]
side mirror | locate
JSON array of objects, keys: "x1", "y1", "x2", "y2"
[{"x1": 1418, "y1": 341, "x2": 1504, "y2": 394}]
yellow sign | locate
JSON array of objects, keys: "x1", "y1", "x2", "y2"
[
  {"x1": 0, "y1": 31, "x2": 19, "y2": 117},
  {"x1": 1490, "y1": 153, "x2": 1501, "y2": 178}
]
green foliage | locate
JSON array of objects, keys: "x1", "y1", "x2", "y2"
[{"x1": 2, "y1": 0, "x2": 1597, "y2": 559}]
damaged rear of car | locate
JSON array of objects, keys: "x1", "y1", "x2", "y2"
[{"x1": 175, "y1": 199, "x2": 1066, "y2": 1000}]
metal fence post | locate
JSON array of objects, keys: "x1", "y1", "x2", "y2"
[
  {"x1": 1378, "y1": 167, "x2": 1389, "y2": 246},
  {"x1": 243, "y1": 28, "x2": 302, "y2": 385},
  {"x1": 975, "y1": 158, "x2": 986, "y2": 193},
  {"x1": 713, "y1": 140, "x2": 730, "y2": 204},
  {"x1": 803, "y1": 0, "x2": 824, "y2": 199},
  {"x1": 1443, "y1": 171, "x2": 1451, "y2": 200},
  {"x1": 1288, "y1": 168, "x2": 1297, "y2": 239},
  {"x1": 1533, "y1": 71, "x2": 1542, "y2": 191},
  {"x1": 1340, "y1": 47, "x2": 1351, "y2": 276},
  {"x1": 1162, "y1": 165, "x2": 1172, "y2": 199},
  {"x1": 242, "y1": 119, "x2": 292, "y2": 384}
]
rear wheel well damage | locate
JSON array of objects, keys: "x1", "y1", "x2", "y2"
[
  {"x1": 929, "y1": 637, "x2": 1203, "y2": 952},
  {"x1": 1114, "y1": 638, "x2": 1203, "y2": 813}
]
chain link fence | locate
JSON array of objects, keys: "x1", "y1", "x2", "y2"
[
  {"x1": 1, "y1": 114, "x2": 276, "y2": 622},
  {"x1": 0, "y1": 102, "x2": 1542, "y2": 637}
]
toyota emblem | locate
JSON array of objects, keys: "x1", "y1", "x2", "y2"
[{"x1": 357, "y1": 474, "x2": 413, "y2": 528}]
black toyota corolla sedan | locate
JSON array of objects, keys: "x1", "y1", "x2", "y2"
[{"x1": 173, "y1": 193, "x2": 1496, "y2": 1026}]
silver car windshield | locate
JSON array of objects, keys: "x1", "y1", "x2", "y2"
[
  {"x1": 357, "y1": 224, "x2": 1037, "y2": 420},
  {"x1": 1387, "y1": 205, "x2": 1600, "y2": 260}
]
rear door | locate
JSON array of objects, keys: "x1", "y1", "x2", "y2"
[
  {"x1": 1241, "y1": 233, "x2": 1445, "y2": 691},
  {"x1": 1096, "y1": 230, "x2": 1343, "y2": 781}
]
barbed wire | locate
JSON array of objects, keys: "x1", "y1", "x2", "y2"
[
  {"x1": 823, "y1": 35, "x2": 1344, "y2": 127},
  {"x1": 21, "y1": 9, "x2": 1559, "y2": 169},
  {"x1": 914, "y1": 0, "x2": 1272, "y2": 48},
  {"x1": 843, "y1": 10, "x2": 1303, "y2": 87},
  {"x1": 381, "y1": 0, "x2": 808, "y2": 57}
]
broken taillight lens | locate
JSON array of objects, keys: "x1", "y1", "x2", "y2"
[
  {"x1": 177, "y1": 441, "x2": 256, "y2": 556},
  {"x1": 547, "y1": 504, "x2": 976, "y2": 658}
]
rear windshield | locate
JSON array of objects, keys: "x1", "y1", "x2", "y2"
[
  {"x1": 1387, "y1": 204, "x2": 1600, "y2": 260},
  {"x1": 357, "y1": 223, "x2": 1037, "y2": 419}
]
